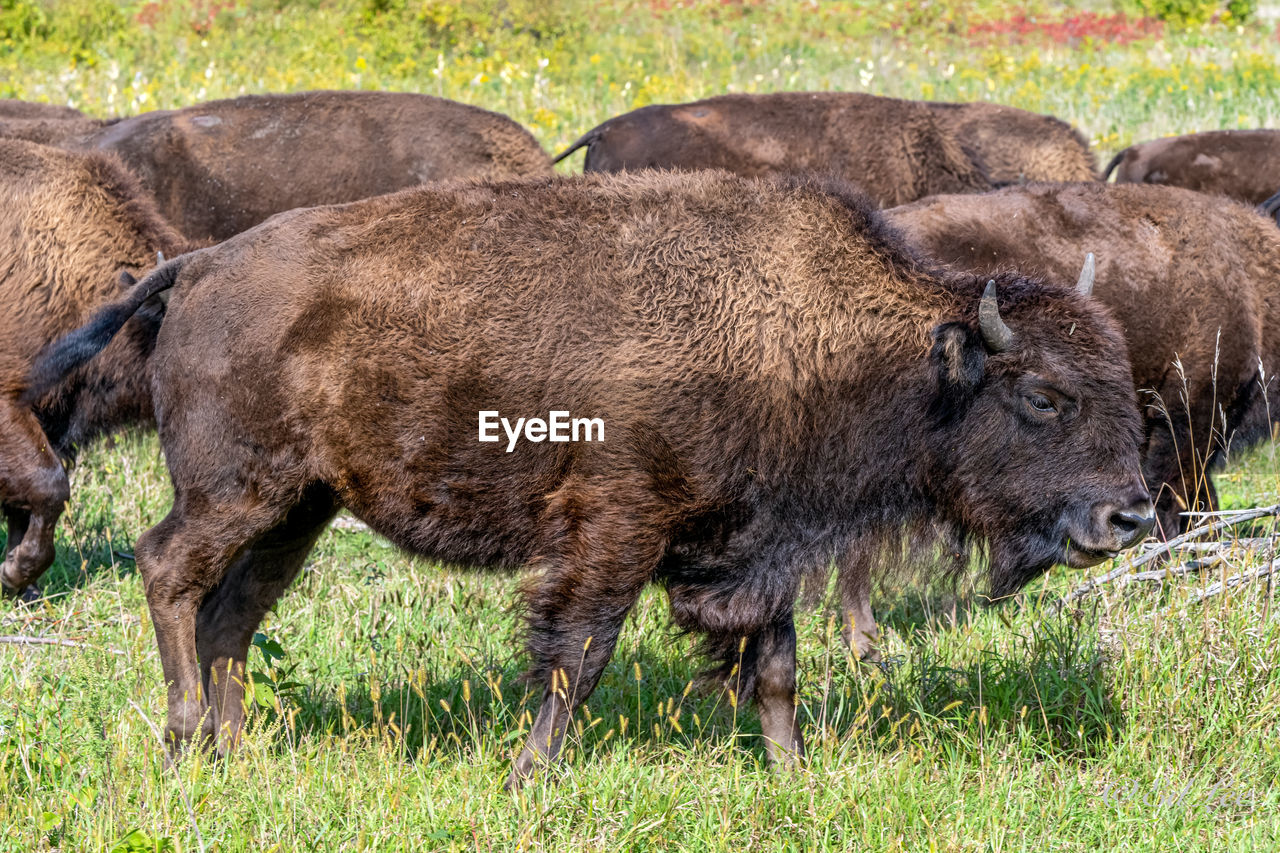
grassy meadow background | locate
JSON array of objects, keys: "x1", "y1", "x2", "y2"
[{"x1": 3, "y1": 0, "x2": 1280, "y2": 849}]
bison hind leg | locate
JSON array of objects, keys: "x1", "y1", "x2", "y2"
[
  {"x1": 0, "y1": 401, "x2": 72, "y2": 596},
  {"x1": 135, "y1": 480, "x2": 329, "y2": 756},
  {"x1": 196, "y1": 484, "x2": 339, "y2": 754}
]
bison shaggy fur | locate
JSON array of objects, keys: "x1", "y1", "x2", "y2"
[
  {"x1": 32, "y1": 171, "x2": 1152, "y2": 784},
  {"x1": 0, "y1": 139, "x2": 189, "y2": 598}
]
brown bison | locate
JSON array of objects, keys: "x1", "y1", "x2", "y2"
[
  {"x1": 1103, "y1": 130, "x2": 1280, "y2": 205},
  {"x1": 0, "y1": 99, "x2": 86, "y2": 120},
  {"x1": 74, "y1": 90, "x2": 555, "y2": 242},
  {"x1": 886, "y1": 181, "x2": 1280, "y2": 548},
  {"x1": 30, "y1": 171, "x2": 1152, "y2": 785},
  {"x1": 927, "y1": 100, "x2": 1098, "y2": 182},
  {"x1": 553, "y1": 92, "x2": 995, "y2": 206},
  {"x1": 0, "y1": 115, "x2": 113, "y2": 147},
  {"x1": 0, "y1": 139, "x2": 189, "y2": 600}
]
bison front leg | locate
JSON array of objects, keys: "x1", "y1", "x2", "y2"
[
  {"x1": 508, "y1": 564, "x2": 653, "y2": 788},
  {"x1": 0, "y1": 401, "x2": 70, "y2": 598},
  {"x1": 751, "y1": 615, "x2": 805, "y2": 767},
  {"x1": 836, "y1": 545, "x2": 881, "y2": 662}
]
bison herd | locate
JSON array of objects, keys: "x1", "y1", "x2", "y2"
[{"x1": 3, "y1": 86, "x2": 1277, "y2": 786}]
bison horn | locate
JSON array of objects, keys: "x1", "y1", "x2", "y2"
[
  {"x1": 157, "y1": 251, "x2": 165, "y2": 265},
  {"x1": 978, "y1": 280, "x2": 1014, "y2": 352},
  {"x1": 1076, "y1": 252, "x2": 1095, "y2": 297}
]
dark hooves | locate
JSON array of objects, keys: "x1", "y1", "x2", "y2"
[{"x1": 1, "y1": 581, "x2": 42, "y2": 604}]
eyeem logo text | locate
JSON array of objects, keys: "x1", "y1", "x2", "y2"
[{"x1": 478, "y1": 411, "x2": 605, "y2": 452}]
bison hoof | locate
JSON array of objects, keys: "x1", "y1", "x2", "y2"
[{"x1": 0, "y1": 571, "x2": 41, "y2": 604}]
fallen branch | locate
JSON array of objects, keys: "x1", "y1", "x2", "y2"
[
  {"x1": 0, "y1": 635, "x2": 125, "y2": 654},
  {"x1": 1124, "y1": 555, "x2": 1224, "y2": 583},
  {"x1": 1057, "y1": 504, "x2": 1280, "y2": 609},
  {"x1": 1138, "y1": 537, "x2": 1274, "y2": 554},
  {"x1": 1184, "y1": 558, "x2": 1279, "y2": 606}
]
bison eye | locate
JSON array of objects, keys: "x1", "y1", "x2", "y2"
[{"x1": 1026, "y1": 392, "x2": 1057, "y2": 414}]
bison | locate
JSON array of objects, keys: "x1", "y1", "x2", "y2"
[
  {"x1": 886, "y1": 181, "x2": 1280, "y2": 548},
  {"x1": 926, "y1": 100, "x2": 1097, "y2": 182},
  {"x1": 0, "y1": 139, "x2": 189, "y2": 600},
  {"x1": 1103, "y1": 130, "x2": 1280, "y2": 205},
  {"x1": 0, "y1": 98, "x2": 110, "y2": 147},
  {"x1": 553, "y1": 92, "x2": 995, "y2": 206},
  {"x1": 30, "y1": 171, "x2": 1153, "y2": 785},
  {"x1": 0, "y1": 115, "x2": 113, "y2": 147},
  {"x1": 0, "y1": 99, "x2": 87, "y2": 120},
  {"x1": 73, "y1": 90, "x2": 555, "y2": 242}
]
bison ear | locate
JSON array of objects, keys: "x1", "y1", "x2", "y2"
[
  {"x1": 118, "y1": 270, "x2": 137, "y2": 289},
  {"x1": 929, "y1": 322, "x2": 987, "y2": 423},
  {"x1": 931, "y1": 322, "x2": 987, "y2": 391}
]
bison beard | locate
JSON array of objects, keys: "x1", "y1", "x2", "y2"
[{"x1": 27, "y1": 171, "x2": 1152, "y2": 785}]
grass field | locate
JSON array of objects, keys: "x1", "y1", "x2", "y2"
[{"x1": 3, "y1": 1, "x2": 1280, "y2": 850}]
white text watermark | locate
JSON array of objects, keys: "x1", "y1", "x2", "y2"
[{"x1": 478, "y1": 410, "x2": 605, "y2": 452}]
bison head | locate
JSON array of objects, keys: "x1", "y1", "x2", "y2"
[{"x1": 925, "y1": 264, "x2": 1154, "y2": 600}]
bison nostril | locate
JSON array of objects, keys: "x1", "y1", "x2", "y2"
[{"x1": 1110, "y1": 506, "x2": 1156, "y2": 548}]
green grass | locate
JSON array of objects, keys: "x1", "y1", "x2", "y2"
[
  {"x1": 3, "y1": 431, "x2": 1279, "y2": 850},
  {"x1": 2, "y1": 1, "x2": 1280, "y2": 849}
]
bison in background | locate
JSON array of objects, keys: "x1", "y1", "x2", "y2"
[
  {"x1": 0, "y1": 115, "x2": 114, "y2": 147},
  {"x1": 886, "y1": 182, "x2": 1280, "y2": 547},
  {"x1": 74, "y1": 90, "x2": 555, "y2": 242},
  {"x1": 0, "y1": 100, "x2": 87, "y2": 120},
  {"x1": 30, "y1": 171, "x2": 1153, "y2": 785},
  {"x1": 0, "y1": 139, "x2": 190, "y2": 600},
  {"x1": 553, "y1": 92, "x2": 995, "y2": 206},
  {"x1": 1103, "y1": 129, "x2": 1280, "y2": 205},
  {"x1": 928, "y1": 100, "x2": 1097, "y2": 182},
  {"x1": 0, "y1": 100, "x2": 111, "y2": 146},
  {"x1": 554, "y1": 93, "x2": 1098, "y2": 204}
]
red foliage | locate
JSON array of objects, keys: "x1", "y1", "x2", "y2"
[
  {"x1": 968, "y1": 11, "x2": 1164, "y2": 45},
  {"x1": 134, "y1": 0, "x2": 238, "y2": 35},
  {"x1": 646, "y1": 0, "x2": 766, "y2": 14}
]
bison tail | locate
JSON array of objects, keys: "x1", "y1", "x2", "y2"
[
  {"x1": 1101, "y1": 149, "x2": 1127, "y2": 182},
  {"x1": 551, "y1": 129, "x2": 599, "y2": 165},
  {"x1": 21, "y1": 255, "x2": 187, "y2": 405},
  {"x1": 1258, "y1": 189, "x2": 1280, "y2": 227}
]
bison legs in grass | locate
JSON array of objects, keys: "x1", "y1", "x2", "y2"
[
  {"x1": 509, "y1": 476, "x2": 802, "y2": 785},
  {"x1": 0, "y1": 400, "x2": 70, "y2": 599},
  {"x1": 135, "y1": 483, "x2": 336, "y2": 752},
  {"x1": 193, "y1": 490, "x2": 338, "y2": 754}
]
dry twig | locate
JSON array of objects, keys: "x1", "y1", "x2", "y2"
[
  {"x1": 1056, "y1": 503, "x2": 1280, "y2": 610},
  {"x1": 0, "y1": 634, "x2": 125, "y2": 654}
]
